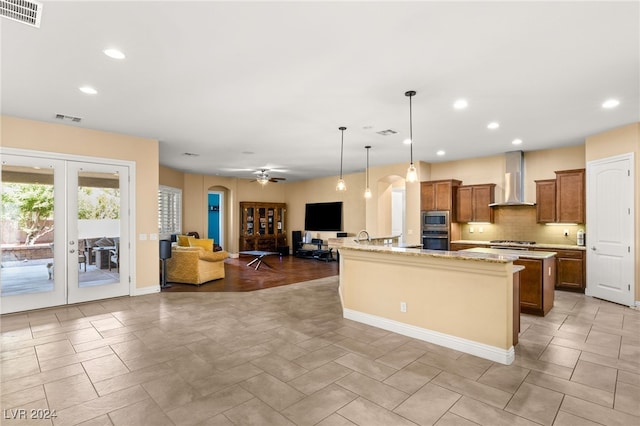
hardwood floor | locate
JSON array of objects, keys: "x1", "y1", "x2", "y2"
[{"x1": 161, "y1": 254, "x2": 339, "y2": 292}]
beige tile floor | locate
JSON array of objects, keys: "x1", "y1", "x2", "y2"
[{"x1": 1, "y1": 277, "x2": 639, "y2": 426}]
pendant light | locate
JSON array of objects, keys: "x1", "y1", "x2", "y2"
[
  {"x1": 364, "y1": 145, "x2": 372, "y2": 199},
  {"x1": 336, "y1": 126, "x2": 347, "y2": 191},
  {"x1": 405, "y1": 90, "x2": 418, "y2": 183}
]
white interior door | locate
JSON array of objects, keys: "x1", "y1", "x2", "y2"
[{"x1": 586, "y1": 153, "x2": 635, "y2": 307}]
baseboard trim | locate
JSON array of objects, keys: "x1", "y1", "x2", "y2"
[
  {"x1": 133, "y1": 285, "x2": 160, "y2": 296},
  {"x1": 343, "y1": 308, "x2": 514, "y2": 365}
]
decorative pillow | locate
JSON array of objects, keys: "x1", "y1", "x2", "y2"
[
  {"x1": 190, "y1": 238, "x2": 214, "y2": 251},
  {"x1": 177, "y1": 235, "x2": 194, "y2": 247}
]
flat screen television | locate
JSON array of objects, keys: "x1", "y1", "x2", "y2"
[{"x1": 304, "y1": 202, "x2": 343, "y2": 231}]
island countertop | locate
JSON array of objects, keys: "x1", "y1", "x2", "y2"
[
  {"x1": 459, "y1": 247, "x2": 557, "y2": 259},
  {"x1": 338, "y1": 243, "x2": 519, "y2": 263}
]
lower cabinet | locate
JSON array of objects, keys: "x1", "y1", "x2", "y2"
[
  {"x1": 555, "y1": 249, "x2": 586, "y2": 292},
  {"x1": 515, "y1": 256, "x2": 556, "y2": 316}
]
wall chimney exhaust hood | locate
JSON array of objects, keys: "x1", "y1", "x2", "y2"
[{"x1": 489, "y1": 150, "x2": 536, "y2": 207}]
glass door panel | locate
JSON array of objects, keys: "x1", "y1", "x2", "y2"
[
  {"x1": 1, "y1": 155, "x2": 66, "y2": 314},
  {"x1": 67, "y1": 163, "x2": 129, "y2": 304}
]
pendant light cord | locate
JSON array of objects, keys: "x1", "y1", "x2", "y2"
[
  {"x1": 340, "y1": 130, "x2": 344, "y2": 178},
  {"x1": 408, "y1": 92, "x2": 414, "y2": 164}
]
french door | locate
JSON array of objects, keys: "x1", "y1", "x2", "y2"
[{"x1": 1, "y1": 153, "x2": 131, "y2": 314}]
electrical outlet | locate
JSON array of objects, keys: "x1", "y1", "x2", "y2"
[
  {"x1": 469, "y1": 227, "x2": 474, "y2": 233},
  {"x1": 479, "y1": 227, "x2": 484, "y2": 233},
  {"x1": 563, "y1": 229, "x2": 569, "y2": 237},
  {"x1": 400, "y1": 302, "x2": 407, "y2": 313}
]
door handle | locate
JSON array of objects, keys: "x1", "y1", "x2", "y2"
[
  {"x1": 69, "y1": 249, "x2": 75, "y2": 253},
  {"x1": 591, "y1": 246, "x2": 597, "y2": 251}
]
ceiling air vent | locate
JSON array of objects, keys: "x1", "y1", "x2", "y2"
[
  {"x1": 376, "y1": 129, "x2": 398, "y2": 136},
  {"x1": 1, "y1": 0, "x2": 43, "y2": 28},
  {"x1": 55, "y1": 114, "x2": 82, "y2": 123}
]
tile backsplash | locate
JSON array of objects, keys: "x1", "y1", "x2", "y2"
[{"x1": 459, "y1": 205, "x2": 585, "y2": 245}]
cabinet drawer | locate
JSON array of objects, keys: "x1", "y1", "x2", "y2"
[{"x1": 555, "y1": 250, "x2": 584, "y2": 259}]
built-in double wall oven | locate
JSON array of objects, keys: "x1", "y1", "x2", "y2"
[{"x1": 422, "y1": 210, "x2": 450, "y2": 251}]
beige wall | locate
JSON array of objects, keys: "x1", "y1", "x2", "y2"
[
  {"x1": 2, "y1": 115, "x2": 159, "y2": 290},
  {"x1": 585, "y1": 123, "x2": 639, "y2": 301}
]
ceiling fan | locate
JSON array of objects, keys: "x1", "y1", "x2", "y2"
[{"x1": 251, "y1": 169, "x2": 286, "y2": 185}]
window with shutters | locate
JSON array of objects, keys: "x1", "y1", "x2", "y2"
[{"x1": 158, "y1": 185, "x2": 182, "y2": 239}]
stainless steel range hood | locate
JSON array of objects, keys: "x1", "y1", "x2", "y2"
[{"x1": 489, "y1": 150, "x2": 535, "y2": 207}]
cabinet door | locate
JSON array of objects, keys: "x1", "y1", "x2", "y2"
[
  {"x1": 472, "y1": 185, "x2": 495, "y2": 223},
  {"x1": 515, "y1": 258, "x2": 542, "y2": 312},
  {"x1": 536, "y1": 179, "x2": 556, "y2": 223},
  {"x1": 556, "y1": 250, "x2": 585, "y2": 291},
  {"x1": 420, "y1": 182, "x2": 436, "y2": 211},
  {"x1": 434, "y1": 181, "x2": 453, "y2": 210},
  {"x1": 556, "y1": 169, "x2": 585, "y2": 223},
  {"x1": 456, "y1": 187, "x2": 473, "y2": 222}
]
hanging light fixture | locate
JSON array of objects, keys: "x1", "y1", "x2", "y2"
[
  {"x1": 364, "y1": 145, "x2": 372, "y2": 199},
  {"x1": 336, "y1": 126, "x2": 347, "y2": 191},
  {"x1": 405, "y1": 90, "x2": 418, "y2": 183},
  {"x1": 256, "y1": 170, "x2": 269, "y2": 186}
]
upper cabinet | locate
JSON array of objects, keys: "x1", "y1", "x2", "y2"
[
  {"x1": 535, "y1": 169, "x2": 585, "y2": 224},
  {"x1": 420, "y1": 179, "x2": 461, "y2": 214},
  {"x1": 535, "y1": 179, "x2": 556, "y2": 223},
  {"x1": 456, "y1": 184, "x2": 496, "y2": 223},
  {"x1": 556, "y1": 169, "x2": 585, "y2": 223}
]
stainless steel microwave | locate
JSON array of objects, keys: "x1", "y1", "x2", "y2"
[{"x1": 422, "y1": 210, "x2": 450, "y2": 228}]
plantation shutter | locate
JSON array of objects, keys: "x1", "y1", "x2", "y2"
[{"x1": 158, "y1": 185, "x2": 182, "y2": 238}]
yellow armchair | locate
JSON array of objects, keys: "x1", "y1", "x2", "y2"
[{"x1": 166, "y1": 246, "x2": 228, "y2": 285}]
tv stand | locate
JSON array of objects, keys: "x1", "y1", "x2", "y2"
[{"x1": 295, "y1": 239, "x2": 335, "y2": 262}]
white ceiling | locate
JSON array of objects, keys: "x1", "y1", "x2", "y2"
[{"x1": 2, "y1": 1, "x2": 638, "y2": 182}]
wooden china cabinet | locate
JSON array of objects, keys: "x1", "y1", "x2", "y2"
[{"x1": 239, "y1": 202, "x2": 287, "y2": 252}]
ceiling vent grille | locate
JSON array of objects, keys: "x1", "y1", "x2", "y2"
[
  {"x1": 55, "y1": 113, "x2": 82, "y2": 123},
  {"x1": 1, "y1": 0, "x2": 43, "y2": 28}
]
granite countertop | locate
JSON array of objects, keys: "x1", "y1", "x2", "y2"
[
  {"x1": 460, "y1": 247, "x2": 557, "y2": 259},
  {"x1": 451, "y1": 240, "x2": 586, "y2": 251},
  {"x1": 338, "y1": 243, "x2": 519, "y2": 264}
]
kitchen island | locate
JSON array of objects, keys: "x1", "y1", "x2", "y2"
[
  {"x1": 338, "y1": 244, "x2": 521, "y2": 365},
  {"x1": 460, "y1": 247, "x2": 557, "y2": 316}
]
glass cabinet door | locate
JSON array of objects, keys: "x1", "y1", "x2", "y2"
[
  {"x1": 267, "y1": 208, "x2": 274, "y2": 235},
  {"x1": 258, "y1": 207, "x2": 266, "y2": 235},
  {"x1": 277, "y1": 207, "x2": 285, "y2": 235}
]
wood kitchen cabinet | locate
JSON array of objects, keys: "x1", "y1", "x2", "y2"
[
  {"x1": 535, "y1": 169, "x2": 585, "y2": 224},
  {"x1": 554, "y1": 249, "x2": 586, "y2": 292},
  {"x1": 515, "y1": 256, "x2": 556, "y2": 316},
  {"x1": 556, "y1": 169, "x2": 585, "y2": 224},
  {"x1": 535, "y1": 179, "x2": 556, "y2": 223},
  {"x1": 456, "y1": 184, "x2": 496, "y2": 223},
  {"x1": 420, "y1": 179, "x2": 462, "y2": 215}
]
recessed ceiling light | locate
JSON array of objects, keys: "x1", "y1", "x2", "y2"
[
  {"x1": 103, "y1": 48, "x2": 125, "y2": 59},
  {"x1": 602, "y1": 99, "x2": 620, "y2": 109},
  {"x1": 487, "y1": 122, "x2": 500, "y2": 130},
  {"x1": 512, "y1": 139, "x2": 523, "y2": 145},
  {"x1": 436, "y1": 150, "x2": 445, "y2": 156},
  {"x1": 79, "y1": 86, "x2": 97, "y2": 95},
  {"x1": 453, "y1": 99, "x2": 468, "y2": 110}
]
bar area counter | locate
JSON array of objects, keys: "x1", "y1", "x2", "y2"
[{"x1": 338, "y1": 244, "x2": 520, "y2": 365}]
